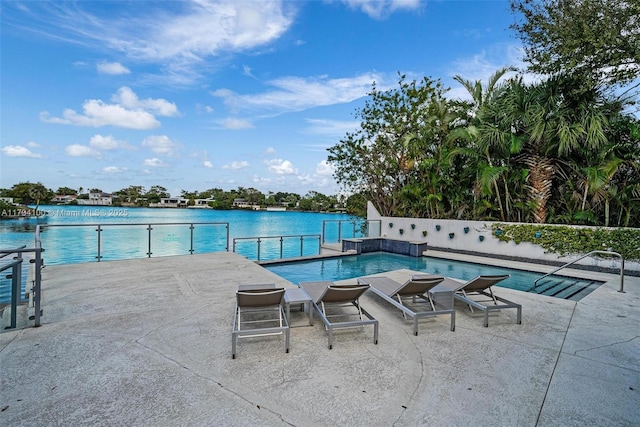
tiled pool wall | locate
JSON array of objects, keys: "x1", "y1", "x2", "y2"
[{"x1": 342, "y1": 238, "x2": 428, "y2": 257}]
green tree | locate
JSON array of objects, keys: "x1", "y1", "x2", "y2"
[
  {"x1": 453, "y1": 66, "x2": 516, "y2": 220},
  {"x1": 298, "y1": 191, "x2": 333, "y2": 212},
  {"x1": 479, "y1": 75, "x2": 611, "y2": 223},
  {"x1": 7, "y1": 182, "x2": 53, "y2": 207},
  {"x1": 56, "y1": 187, "x2": 77, "y2": 195},
  {"x1": 243, "y1": 188, "x2": 265, "y2": 206},
  {"x1": 145, "y1": 186, "x2": 169, "y2": 204},
  {"x1": 115, "y1": 185, "x2": 145, "y2": 204},
  {"x1": 328, "y1": 74, "x2": 452, "y2": 216},
  {"x1": 29, "y1": 184, "x2": 50, "y2": 216},
  {"x1": 345, "y1": 193, "x2": 367, "y2": 217},
  {"x1": 510, "y1": 0, "x2": 640, "y2": 92}
]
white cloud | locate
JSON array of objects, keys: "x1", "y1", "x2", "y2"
[
  {"x1": 338, "y1": 0, "x2": 422, "y2": 19},
  {"x1": 222, "y1": 160, "x2": 249, "y2": 170},
  {"x1": 143, "y1": 157, "x2": 166, "y2": 167},
  {"x1": 40, "y1": 101, "x2": 159, "y2": 129},
  {"x1": 20, "y1": 1, "x2": 296, "y2": 85},
  {"x1": 102, "y1": 166, "x2": 127, "y2": 173},
  {"x1": 1, "y1": 145, "x2": 42, "y2": 158},
  {"x1": 211, "y1": 72, "x2": 392, "y2": 114},
  {"x1": 265, "y1": 158, "x2": 297, "y2": 175},
  {"x1": 39, "y1": 87, "x2": 178, "y2": 129},
  {"x1": 196, "y1": 104, "x2": 214, "y2": 114},
  {"x1": 221, "y1": 118, "x2": 254, "y2": 129},
  {"x1": 26, "y1": 141, "x2": 42, "y2": 148},
  {"x1": 133, "y1": 2, "x2": 294, "y2": 61},
  {"x1": 315, "y1": 160, "x2": 334, "y2": 176},
  {"x1": 112, "y1": 87, "x2": 179, "y2": 117},
  {"x1": 264, "y1": 146, "x2": 276, "y2": 154},
  {"x1": 89, "y1": 134, "x2": 132, "y2": 150},
  {"x1": 297, "y1": 173, "x2": 333, "y2": 189},
  {"x1": 96, "y1": 61, "x2": 131, "y2": 75},
  {"x1": 142, "y1": 135, "x2": 180, "y2": 156},
  {"x1": 203, "y1": 160, "x2": 213, "y2": 168},
  {"x1": 65, "y1": 144, "x2": 101, "y2": 158},
  {"x1": 243, "y1": 65, "x2": 254, "y2": 77}
]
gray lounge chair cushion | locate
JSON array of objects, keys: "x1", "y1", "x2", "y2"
[{"x1": 236, "y1": 288, "x2": 285, "y2": 307}]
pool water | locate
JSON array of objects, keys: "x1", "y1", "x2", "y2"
[{"x1": 264, "y1": 252, "x2": 604, "y2": 301}]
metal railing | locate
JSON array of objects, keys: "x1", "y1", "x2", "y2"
[
  {"x1": 0, "y1": 227, "x2": 44, "y2": 329},
  {"x1": 321, "y1": 219, "x2": 381, "y2": 244},
  {"x1": 232, "y1": 234, "x2": 321, "y2": 262},
  {"x1": 36, "y1": 222, "x2": 230, "y2": 264},
  {"x1": 533, "y1": 250, "x2": 625, "y2": 293},
  {"x1": 1, "y1": 246, "x2": 25, "y2": 329}
]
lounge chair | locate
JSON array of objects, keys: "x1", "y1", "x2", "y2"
[
  {"x1": 299, "y1": 281, "x2": 378, "y2": 349},
  {"x1": 231, "y1": 284, "x2": 290, "y2": 359},
  {"x1": 357, "y1": 274, "x2": 455, "y2": 335},
  {"x1": 446, "y1": 275, "x2": 522, "y2": 327}
]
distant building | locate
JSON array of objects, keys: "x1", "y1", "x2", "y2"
[
  {"x1": 188, "y1": 198, "x2": 214, "y2": 209},
  {"x1": 149, "y1": 197, "x2": 189, "y2": 208},
  {"x1": 232, "y1": 198, "x2": 260, "y2": 210},
  {"x1": 52, "y1": 195, "x2": 77, "y2": 204},
  {"x1": 77, "y1": 192, "x2": 112, "y2": 206}
]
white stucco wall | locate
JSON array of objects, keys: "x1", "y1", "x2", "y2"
[{"x1": 367, "y1": 202, "x2": 639, "y2": 273}]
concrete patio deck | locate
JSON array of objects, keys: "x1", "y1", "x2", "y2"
[{"x1": 1, "y1": 252, "x2": 638, "y2": 426}]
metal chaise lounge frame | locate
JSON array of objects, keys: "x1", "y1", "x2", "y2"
[
  {"x1": 232, "y1": 285, "x2": 290, "y2": 359},
  {"x1": 299, "y1": 281, "x2": 378, "y2": 349},
  {"x1": 450, "y1": 274, "x2": 522, "y2": 327},
  {"x1": 357, "y1": 274, "x2": 455, "y2": 335}
]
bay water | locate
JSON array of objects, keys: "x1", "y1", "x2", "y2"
[{"x1": 0, "y1": 205, "x2": 361, "y2": 302}]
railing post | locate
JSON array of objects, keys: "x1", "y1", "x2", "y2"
[
  {"x1": 322, "y1": 221, "x2": 326, "y2": 245},
  {"x1": 299, "y1": 236, "x2": 304, "y2": 257},
  {"x1": 619, "y1": 258, "x2": 625, "y2": 293},
  {"x1": 280, "y1": 237, "x2": 283, "y2": 259},
  {"x1": 352, "y1": 221, "x2": 356, "y2": 239},
  {"x1": 33, "y1": 247, "x2": 42, "y2": 327},
  {"x1": 189, "y1": 224, "x2": 195, "y2": 254},
  {"x1": 226, "y1": 224, "x2": 230, "y2": 252},
  {"x1": 8, "y1": 258, "x2": 21, "y2": 329},
  {"x1": 318, "y1": 235, "x2": 321, "y2": 255},
  {"x1": 257, "y1": 238, "x2": 261, "y2": 262},
  {"x1": 338, "y1": 221, "x2": 342, "y2": 243},
  {"x1": 147, "y1": 225, "x2": 153, "y2": 257},
  {"x1": 96, "y1": 225, "x2": 103, "y2": 261}
]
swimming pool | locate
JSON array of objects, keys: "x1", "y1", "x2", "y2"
[{"x1": 264, "y1": 252, "x2": 604, "y2": 301}]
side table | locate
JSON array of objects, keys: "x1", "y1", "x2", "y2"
[{"x1": 284, "y1": 287, "x2": 313, "y2": 326}]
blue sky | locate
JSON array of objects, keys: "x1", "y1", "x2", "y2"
[{"x1": 1, "y1": 0, "x2": 524, "y2": 197}]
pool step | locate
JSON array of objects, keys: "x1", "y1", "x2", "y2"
[{"x1": 530, "y1": 278, "x2": 603, "y2": 301}]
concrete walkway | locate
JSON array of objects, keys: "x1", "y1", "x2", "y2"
[{"x1": 1, "y1": 252, "x2": 638, "y2": 426}]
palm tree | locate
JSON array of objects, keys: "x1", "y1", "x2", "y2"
[
  {"x1": 453, "y1": 66, "x2": 516, "y2": 112},
  {"x1": 453, "y1": 67, "x2": 516, "y2": 221},
  {"x1": 28, "y1": 183, "x2": 50, "y2": 219},
  {"x1": 479, "y1": 75, "x2": 609, "y2": 223}
]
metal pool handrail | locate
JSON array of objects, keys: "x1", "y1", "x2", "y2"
[{"x1": 532, "y1": 250, "x2": 625, "y2": 293}]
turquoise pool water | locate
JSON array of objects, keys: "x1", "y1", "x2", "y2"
[{"x1": 264, "y1": 252, "x2": 604, "y2": 301}]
